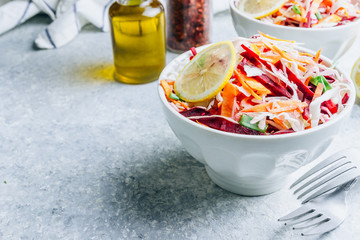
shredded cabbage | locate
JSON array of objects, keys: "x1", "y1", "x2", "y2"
[{"x1": 161, "y1": 34, "x2": 352, "y2": 135}]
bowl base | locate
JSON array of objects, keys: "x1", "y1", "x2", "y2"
[{"x1": 205, "y1": 166, "x2": 286, "y2": 196}]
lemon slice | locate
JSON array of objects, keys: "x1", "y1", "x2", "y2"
[
  {"x1": 238, "y1": 0, "x2": 287, "y2": 19},
  {"x1": 351, "y1": 57, "x2": 360, "y2": 98},
  {"x1": 174, "y1": 41, "x2": 236, "y2": 102}
]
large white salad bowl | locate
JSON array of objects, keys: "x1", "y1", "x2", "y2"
[
  {"x1": 229, "y1": 0, "x2": 360, "y2": 60},
  {"x1": 158, "y1": 45, "x2": 356, "y2": 196}
]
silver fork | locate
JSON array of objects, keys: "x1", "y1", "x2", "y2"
[
  {"x1": 278, "y1": 148, "x2": 360, "y2": 235},
  {"x1": 290, "y1": 149, "x2": 360, "y2": 203},
  {"x1": 278, "y1": 179, "x2": 357, "y2": 236}
]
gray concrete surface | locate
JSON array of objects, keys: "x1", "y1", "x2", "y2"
[{"x1": 0, "y1": 11, "x2": 360, "y2": 240}]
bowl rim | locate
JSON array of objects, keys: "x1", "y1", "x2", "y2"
[
  {"x1": 158, "y1": 43, "x2": 356, "y2": 140},
  {"x1": 228, "y1": 0, "x2": 360, "y2": 32}
]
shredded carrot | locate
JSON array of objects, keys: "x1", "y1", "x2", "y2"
[
  {"x1": 250, "y1": 44, "x2": 261, "y2": 56},
  {"x1": 270, "y1": 101, "x2": 308, "y2": 114},
  {"x1": 259, "y1": 53, "x2": 282, "y2": 64},
  {"x1": 289, "y1": 0, "x2": 300, "y2": 5},
  {"x1": 299, "y1": 52, "x2": 314, "y2": 58},
  {"x1": 220, "y1": 82, "x2": 239, "y2": 118},
  {"x1": 245, "y1": 78, "x2": 271, "y2": 95},
  {"x1": 241, "y1": 102, "x2": 269, "y2": 113},
  {"x1": 312, "y1": 82, "x2": 324, "y2": 101},
  {"x1": 321, "y1": 0, "x2": 333, "y2": 8},
  {"x1": 304, "y1": 76, "x2": 312, "y2": 86},
  {"x1": 263, "y1": 41, "x2": 308, "y2": 70},
  {"x1": 335, "y1": 7, "x2": 349, "y2": 18},
  {"x1": 241, "y1": 100, "x2": 308, "y2": 114},
  {"x1": 167, "y1": 80, "x2": 175, "y2": 86},
  {"x1": 267, "y1": 120, "x2": 286, "y2": 131},
  {"x1": 283, "y1": 5, "x2": 307, "y2": 23},
  {"x1": 233, "y1": 70, "x2": 262, "y2": 101},
  {"x1": 171, "y1": 99, "x2": 189, "y2": 110},
  {"x1": 314, "y1": 49, "x2": 322, "y2": 63},
  {"x1": 297, "y1": 64, "x2": 307, "y2": 72},
  {"x1": 271, "y1": 44, "x2": 313, "y2": 67},
  {"x1": 256, "y1": 0, "x2": 358, "y2": 29},
  {"x1": 160, "y1": 80, "x2": 172, "y2": 100},
  {"x1": 309, "y1": 0, "x2": 323, "y2": 14},
  {"x1": 274, "y1": 21, "x2": 285, "y2": 25},
  {"x1": 273, "y1": 117, "x2": 289, "y2": 129},
  {"x1": 259, "y1": 32, "x2": 296, "y2": 43},
  {"x1": 312, "y1": 14, "x2": 342, "y2": 27}
]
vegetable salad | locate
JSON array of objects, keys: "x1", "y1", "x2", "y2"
[
  {"x1": 161, "y1": 34, "x2": 352, "y2": 135},
  {"x1": 257, "y1": 0, "x2": 360, "y2": 28}
]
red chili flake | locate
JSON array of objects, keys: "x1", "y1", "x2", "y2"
[
  {"x1": 342, "y1": 92, "x2": 349, "y2": 104},
  {"x1": 322, "y1": 99, "x2": 338, "y2": 114},
  {"x1": 190, "y1": 47, "x2": 197, "y2": 56},
  {"x1": 166, "y1": 0, "x2": 211, "y2": 52}
]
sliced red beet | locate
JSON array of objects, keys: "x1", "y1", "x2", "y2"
[
  {"x1": 324, "y1": 75, "x2": 336, "y2": 83},
  {"x1": 303, "y1": 12, "x2": 312, "y2": 28},
  {"x1": 180, "y1": 107, "x2": 211, "y2": 117},
  {"x1": 184, "y1": 115, "x2": 264, "y2": 135},
  {"x1": 341, "y1": 16, "x2": 357, "y2": 22},
  {"x1": 302, "y1": 99, "x2": 311, "y2": 121},
  {"x1": 237, "y1": 64, "x2": 292, "y2": 98},
  {"x1": 240, "y1": 44, "x2": 272, "y2": 69},
  {"x1": 276, "y1": 61, "x2": 314, "y2": 100}
]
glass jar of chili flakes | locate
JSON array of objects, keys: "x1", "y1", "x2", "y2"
[{"x1": 166, "y1": 0, "x2": 211, "y2": 53}]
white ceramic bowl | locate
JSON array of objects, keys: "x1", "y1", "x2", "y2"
[
  {"x1": 229, "y1": 0, "x2": 360, "y2": 60},
  {"x1": 158, "y1": 46, "x2": 356, "y2": 196}
]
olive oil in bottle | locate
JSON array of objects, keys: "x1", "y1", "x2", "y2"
[{"x1": 109, "y1": 0, "x2": 166, "y2": 84}]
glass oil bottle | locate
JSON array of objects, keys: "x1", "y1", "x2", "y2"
[{"x1": 109, "y1": 0, "x2": 166, "y2": 84}]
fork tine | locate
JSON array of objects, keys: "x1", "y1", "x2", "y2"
[
  {"x1": 302, "y1": 168, "x2": 360, "y2": 203},
  {"x1": 278, "y1": 205, "x2": 313, "y2": 222},
  {"x1": 301, "y1": 217, "x2": 343, "y2": 236},
  {"x1": 284, "y1": 211, "x2": 322, "y2": 226},
  {"x1": 290, "y1": 150, "x2": 349, "y2": 189},
  {"x1": 293, "y1": 160, "x2": 351, "y2": 194},
  {"x1": 292, "y1": 215, "x2": 328, "y2": 229},
  {"x1": 297, "y1": 165, "x2": 356, "y2": 200}
]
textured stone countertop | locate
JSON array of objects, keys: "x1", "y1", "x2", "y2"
[{"x1": 1, "y1": 10, "x2": 360, "y2": 240}]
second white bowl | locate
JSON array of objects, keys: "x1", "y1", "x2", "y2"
[{"x1": 229, "y1": 0, "x2": 360, "y2": 60}]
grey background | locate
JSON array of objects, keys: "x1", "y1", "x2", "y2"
[{"x1": 0, "y1": 9, "x2": 360, "y2": 240}]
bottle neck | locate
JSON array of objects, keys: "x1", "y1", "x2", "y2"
[{"x1": 119, "y1": 0, "x2": 144, "y2": 6}]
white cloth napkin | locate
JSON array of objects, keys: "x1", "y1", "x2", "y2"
[
  {"x1": 0, "y1": 0, "x2": 58, "y2": 35},
  {"x1": 35, "y1": 0, "x2": 112, "y2": 49},
  {"x1": 0, "y1": 0, "x2": 112, "y2": 49}
]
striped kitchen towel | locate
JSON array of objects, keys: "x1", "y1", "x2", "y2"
[
  {"x1": 0, "y1": 0, "x2": 58, "y2": 35},
  {"x1": 35, "y1": 0, "x2": 113, "y2": 49},
  {"x1": 0, "y1": 0, "x2": 113, "y2": 49}
]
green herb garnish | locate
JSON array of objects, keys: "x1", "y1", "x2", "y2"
[
  {"x1": 239, "y1": 114, "x2": 268, "y2": 133},
  {"x1": 169, "y1": 92, "x2": 181, "y2": 101},
  {"x1": 315, "y1": 11, "x2": 322, "y2": 20},
  {"x1": 310, "y1": 75, "x2": 332, "y2": 93},
  {"x1": 292, "y1": 5, "x2": 301, "y2": 15}
]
